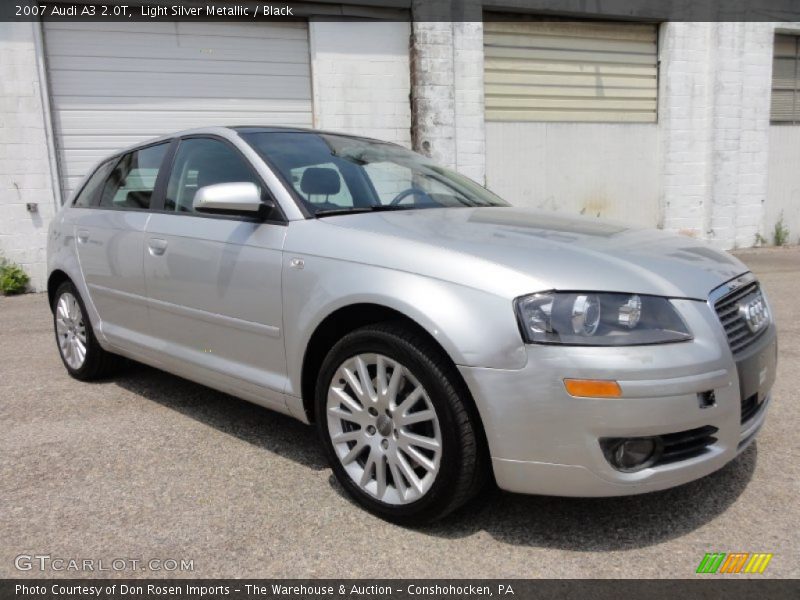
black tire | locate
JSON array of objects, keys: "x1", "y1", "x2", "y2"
[
  {"x1": 52, "y1": 280, "x2": 120, "y2": 381},
  {"x1": 315, "y1": 322, "x2": 487, "y2": 524}
]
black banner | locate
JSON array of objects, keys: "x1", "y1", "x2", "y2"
[
  {"x1": 2, "y1": 580, "x2": 799, "y2": 600},
  {"x1": 2, "y1": 0, "x2": 800, "y2": 22}
]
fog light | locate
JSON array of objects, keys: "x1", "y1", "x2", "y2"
[{"x1": 601, "y1": 437, "x2": 661, "y2": 472}]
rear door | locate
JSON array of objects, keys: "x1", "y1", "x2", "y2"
[
  {"x1": 143, "y1": 136, "x2": 288, "y2": 408},
  {"x1": 73, "y1": 141, "x2": 171, "y2": 348}
]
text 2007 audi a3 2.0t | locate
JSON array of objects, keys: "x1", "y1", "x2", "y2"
[{"x1": 47, "y1": 127, "x2": 777, "y2": 523}]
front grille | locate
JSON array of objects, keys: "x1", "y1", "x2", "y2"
[
  {"x1": 655, "y1": 425, "x2": 719, "y2": 466},
  {"x1": 713, "y1": 281, "x2": 765, "y2": 354}
]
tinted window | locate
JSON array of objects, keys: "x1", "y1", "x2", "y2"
[
  {"x1": 73, "y1": 160, "x2": 115, "y2": 208},
  {"x1": 165, "y1": 138, "x2": 262, "y2": 213},
  {"x1": 98, "y1": 143, "x2": 169, "y2": 210}
]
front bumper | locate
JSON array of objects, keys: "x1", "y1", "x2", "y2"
[{"x1": 459, "y1": 298, "x2": 777, "y2": 496}]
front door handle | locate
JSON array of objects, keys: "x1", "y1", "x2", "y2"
[
  {"x1": 148, "y1": 238, "x2": 168, "y2": 256},
  {"x1": 76, "y1": 229, "x2": 90, "y2": 244}
]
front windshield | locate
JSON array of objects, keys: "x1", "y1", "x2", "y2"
[{"x1": 241, "y1": 131, "x2": 509, "y2": 215}]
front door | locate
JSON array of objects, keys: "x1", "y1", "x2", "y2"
[{"x1": 142, "y1": 137, "x2": 288, "y2": 408}]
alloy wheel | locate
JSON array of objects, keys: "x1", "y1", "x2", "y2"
[
  {"x1": 326, "y1": 353, "x2": 442, "y2": 505},
  {"x1": 55, "y1": 292, "x2": 87, "y2": 370}
]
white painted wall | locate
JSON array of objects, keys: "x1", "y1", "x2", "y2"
[
  {"x1": 453, "y1": 21, "x2": 486, "y2": 183},
  {"x1": 766, "y1": 126, "x2": 800, "y2": 245},
  {"x1": 411, "y1": 19, "x2": 486, "y2": 182},
  {"x1": 0, "y1": 22, "x2": 57, "y2": 291},
  {"x1": 309, "y1": 20, "x2": 411, "y2": 147},
  {"x1": 411, "y1": 21, "x2": 456, "y2": 166},
  {"x1": 659, "y1": 22, "x2": 775, "y2": 249},
  {"x1": 486, "y1": 122, "x2": 660, "y2": 226},
  {"x1": 486, "y1": 22, "x2": 788, "y2": 248},
  {"x1": 658, "y1": 22, "x2": 714, "y2": 238},
  {"x1": 764, "y1": 23, "x2": 800, "y2": 246}
]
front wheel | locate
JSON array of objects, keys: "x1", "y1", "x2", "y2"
[{"x1": 315, "y1": 323, "x2": 486, "y2": 524}]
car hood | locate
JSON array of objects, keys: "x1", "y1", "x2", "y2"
[{"x1": 311, "y1": 207, "x2": 747, "y2": 300}]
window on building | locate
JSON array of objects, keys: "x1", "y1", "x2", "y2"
[
  {"x1": 771, "y1": 34, "x2": 800, "y2": 124},
  {"x1": 483, "y1": 19, "x2": 659, "y2": 123}
]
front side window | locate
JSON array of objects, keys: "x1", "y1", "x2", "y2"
[
  {"x1": 165, "y1": 138, "x2": 263, "y2": 213},
  {"x1": 242, "y1": 132, "x2": 508, "y2": 216},
  {"x1": 73, "y1": 159, "x2": 115, "y2": 208},
  {"x1": 98, "y1": 143, "x2": 169, "y2": 210}
]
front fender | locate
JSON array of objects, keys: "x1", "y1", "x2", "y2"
[{"x1": 282, "y1": 254, "x2": 527, "y2": 398}]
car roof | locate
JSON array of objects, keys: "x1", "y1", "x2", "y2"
[
  {"x1": 230, "y1": 125, "x2": 393, "y2": 145},
  {"x1": 109, "y1": 125, "x2": 395, "y2": 159}
]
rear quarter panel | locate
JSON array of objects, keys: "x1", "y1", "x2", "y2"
[{"x1": 47, "y1": 208, "x2": 97, "y2": 323}]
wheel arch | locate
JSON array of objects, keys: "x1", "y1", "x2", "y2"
[
  {"x1": 300, "y1": 303, "x2": 479, "y2": 432},
  {"x1": 47, "y1": 269, "x2": 72, "y2": 311}
]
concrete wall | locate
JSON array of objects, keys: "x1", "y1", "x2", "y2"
[
  {"x1": 766, "y1": 126, "x2": 800, "y2": 245},
  {"x1": 410, "y1": 12, "x2": 486, "y2": 183},
  {"x1": 452, "y1": 21, "x2": 486, "y2": 183},
  {"x1": 0, "y1": 22, "x2": 58, "y2": 292},
  {"x1": 481, "y1": 21, "x2": 784, "y2": 249},
  {"x1": 417, "y1": 19, "x2": 792, "y2": 248},
  {"x1": 486, "y1": 123, "x2": 660, "y2": 226},
  {"x1": 764, "y1": 24, "x2": 800, "y2": 247},
  {"x1": 309, "y1": 20, "x2": 411, "y2": 147},
  {"x1": 660, "y1": 22, "x2": 775, "y2": 249}
]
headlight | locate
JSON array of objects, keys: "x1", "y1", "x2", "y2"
[{"x1": 514, "y1": 292, "x2": 692, "y2": 346}]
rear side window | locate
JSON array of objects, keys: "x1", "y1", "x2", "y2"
[
  {"x1": 72, "y1": 160, "x2": 115, "y2": 208},
  {"x1": 98, "y1": 143, "x2": 169, "y2": 210},
  {"x1": 165, "y1": 138, "x2": 262, "y2": 213}
]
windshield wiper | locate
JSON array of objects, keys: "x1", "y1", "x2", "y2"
[{"x1": 314, "y1": 205, "x2": 414, "y2": 218}]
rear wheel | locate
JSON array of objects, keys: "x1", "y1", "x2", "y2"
[
  {"x1": 316, "y1": 323, "x2": 486, "y2": 524},
  {"x1": 53, "y1": 281, "x2": 119, "y2": 380}
]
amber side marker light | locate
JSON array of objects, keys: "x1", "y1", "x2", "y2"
[{"x1": 564, "y1": 378, "x2": 622, "y2": 398}]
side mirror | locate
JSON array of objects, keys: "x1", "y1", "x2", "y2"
[{"x1": 193, "y1": 182, "x2": 274, "y2": 217}]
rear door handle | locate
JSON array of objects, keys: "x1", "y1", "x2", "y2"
[
  {"x1": 147, "y1": 238, "x2": 168, "y2": 256},
  {"x1": 76, "y1": 229, "x2": 90, "y2": 244}
]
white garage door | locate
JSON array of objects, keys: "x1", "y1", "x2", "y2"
[
  {"x1": 484, "y1": 20, "x2": 658, "y2": 123},
  {"x1": 44, "y1": 21, "x2": 312, "y2": 197}
]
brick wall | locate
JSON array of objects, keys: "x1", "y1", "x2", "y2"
[
  {"x1": 411, "y1": 21, "x2": 456, "y2": 167},
  {"x1": 309, "y1": 20, "x2": 412, "y2": 148},
  {"x1": 765, "y1": 23, "x2": 800, "y2": 246},
  {"x1": 453, "y1": 21, "x2": 486, "y2": 183},
  {"x1": 660, "y1": 22, "x2": 774, "y2": 249},
  {"x1": 411, "y1": 0, "x2": 486, "y2": 183},
  {"x1": 0, "y1": 22, "x2": 57, "y2": 291}
]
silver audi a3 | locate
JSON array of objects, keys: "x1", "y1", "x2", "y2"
[{"x1": 47, "y1": 126, "x2": 777, "y2": 523}]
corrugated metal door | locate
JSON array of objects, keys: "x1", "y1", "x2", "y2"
[
  {"x1": 43, "y1": 21, "x2": 312, "y2": 196},
  {"x1": 484, "y1": 21, "x2": 658, "y2": 123},
  {"x1": 483, "y1": 20, "x2": 660, "y2": 227}
]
